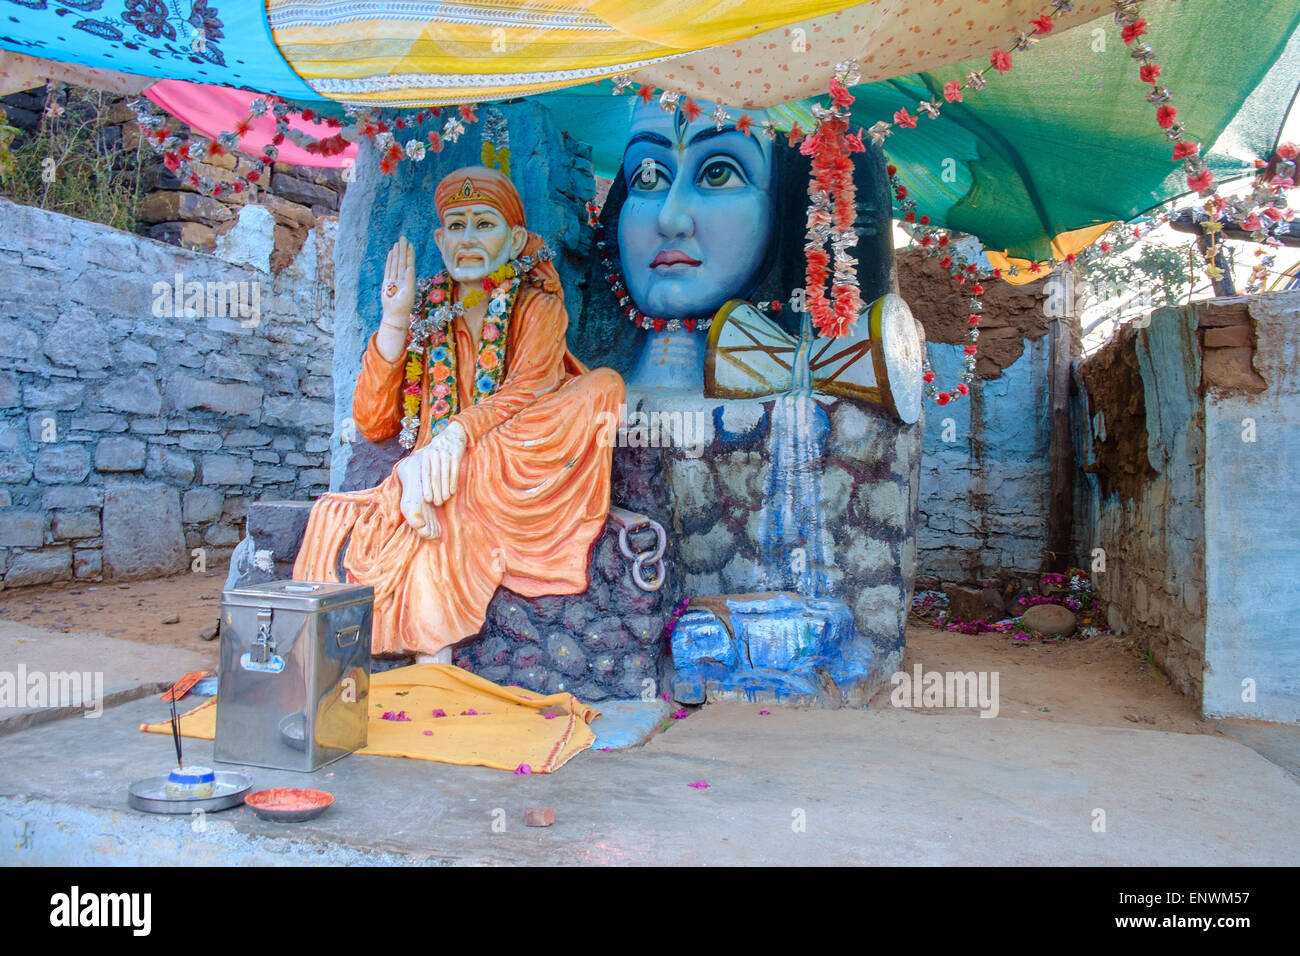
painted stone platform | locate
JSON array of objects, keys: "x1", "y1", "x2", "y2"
[
  {"x1": 612, "y1": 387, "x2": 921, "y2": 704},
  {"x1": 671, "y1": 593, "x2": 880, "y2": 707}
]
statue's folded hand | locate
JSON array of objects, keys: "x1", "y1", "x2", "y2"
[
  {"x1": 396, "y1": 455, "x2": 441, "y2": 539},
  {"x1": 418, "y1": 421, "x2": 467, "y2": 507}
]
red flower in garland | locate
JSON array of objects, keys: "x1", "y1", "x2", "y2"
[
  {"x1": 936, "y1": 392, "x2": 952, "y2": 405},
  {"x1": 736, "y1": 113, "x2": 753, "y2": 137},
  {"x1": 1172, "y1": 141, "x2": 1199, "y2": 161},
  {"x1": 829, "y1": 78, "x2": 855, "y2": 110},
  {"x1": 1121, "y1": 19, "x2": 1148, "y2": 45},
  {"x1": 893, "y1": 108, "x2": 918, "y2": 129},
  {"x1": 942, "y1": 81, "x2": 963, "y2": 103},
  {"x1": 990, "y1": 49, "x2": 1012, "y2": 75},
  {"x1": 681, "y1": 97, "x2": 702, "y2": 122},
  {"x1": 1140, "y1": 63, "x2": 1161, "y2": 83},
  {"x1": 923, "y1": 371, "x2": 936, "y2": 384},
  {"x1": 637, "y1": 85, "x2": 656, "y2": 105},
  {"x1": 1278, "y1": 143, "x2": 1299, "y2": 160},
  {"x1": 428, "y1": 131, "x2": 444, "y2": 152},
  {"x1": 207, "y1": 140, "x2": 225, "y2": 159},
  {"x1": 844, "y1": 129, "x2": 865, "y2": 153},
  {"x1": 684, "y1": 319, "x2": 696, "y2": 332},
  {"x1": 1064, "y1": 253, "x2": 1077, "y2": 265},
  {"x1": 956, "y1": 383, "x2": 970, "y2": 396},
  {"x1": 1156, "y1": 105, "x2": 1178, "y2": 129},
  {"x1": 245, "y1": 170, "x2": 260, "y2": 183},
  {"x1": 653, "y1": 319, "x2": 666, "y2": 332},
  {"x1": 378, "y1": 157, "x2": 395, "y2": 175},
  {"x1": 459, "y1": 104, "x2": 478, "y2": 123},
  {"x1": 919, "y1": 214, "x2": 930, "y2": 225},
  {"x1": 163, "y1": 152, "x2": 181, "y2": 172},
  {"x1": 963, "y1": 345, "x2": 977, "y2": 355},
  {"x1": 1028, "y1": 261, "x2": 1043, "y2": 274},
  {"x1": 787, "y1": 121, "x2": 805, "y2": 147},
  {"x1": 1187, "y1": 168, "x2": 1214, "y2": 191},
  {"x1": 1031, "y1": 16, "x2": 1053, "y2": 34},
  {"x1": 969, "y1": 314, "x2": 981, "y2": 325},
  {"x1": 234, "y1": 118, "x2": 252, "y2": 137},
  {"x1": 938, "y1": 256, "x2": 952, "y2": 270},
  {"x1": 300, "y1": 108, "x2": 315, "y2": 122}
]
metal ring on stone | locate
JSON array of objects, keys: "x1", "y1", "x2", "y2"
[{"x1": 631, "y1": 552, "x2": 664, "y2": 592}]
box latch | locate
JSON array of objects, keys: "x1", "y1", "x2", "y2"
[{"x1": 240, "y1": 606, "x2": 285, "y2": 673}]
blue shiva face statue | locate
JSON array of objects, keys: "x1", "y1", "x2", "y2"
[{"x1": 618, "y1": 100, "x2": 777, "y2": 322}]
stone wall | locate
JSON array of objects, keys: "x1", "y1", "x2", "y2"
[
  {"x1": 0, "y1": 199, "x2": 336, "y2": 588},
  {"x1": 900, "y1": 249, "x2": 1056, "y2": 588},
  {"x1": 0, "y1": 85, "x2": 346, "y2": 269},
  {"x1": 1076, "y1": 305, "x2": 1206, "y2": 699}
]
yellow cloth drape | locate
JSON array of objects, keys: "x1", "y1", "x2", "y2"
[
  {"x1": 140, "y1": 664, "x2": 601, "y2": 774},
  {"x1": 985, "y1": 221, "x2": 1118, "y2": 285},
  {"x1": 265, "y1": 1, "x2": 1113, "y2": 108}
]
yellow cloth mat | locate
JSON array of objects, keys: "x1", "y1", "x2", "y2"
[{"x1": 141, "y1": 664, "x2": 601, "y2": 774}]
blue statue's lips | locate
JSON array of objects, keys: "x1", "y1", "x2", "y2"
[{"x1": 651, "y1": 249, "x2": 702, "y2": 268}]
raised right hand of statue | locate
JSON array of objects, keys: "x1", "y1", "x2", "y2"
[{"x1": 380, "y1": 236, "x2": 416, "y2": 325}]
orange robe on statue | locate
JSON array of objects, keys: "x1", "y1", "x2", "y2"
[{"x1": 293, "y1": 281, "x2": 625, "y2": 657}]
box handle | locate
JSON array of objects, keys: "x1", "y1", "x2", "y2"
[{"x1": 336, "y1": 624, "x2": 362, "y2": 648}]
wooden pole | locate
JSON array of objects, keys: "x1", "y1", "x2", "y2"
[{"x1": 1045, "y1": 264, "x2": 1075, "y2": 573}]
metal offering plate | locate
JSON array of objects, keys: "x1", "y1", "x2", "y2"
[{"x1": 128, "y1": 771, "x2": 254, "y2": 815}]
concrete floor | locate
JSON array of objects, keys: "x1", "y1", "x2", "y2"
[{"x1": 2, "y1": 690, "x2": 1298, "y2": 865}]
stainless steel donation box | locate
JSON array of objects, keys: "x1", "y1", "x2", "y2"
[{"x1": 216, "y1": 580, "x2": 374, "y2": 772}]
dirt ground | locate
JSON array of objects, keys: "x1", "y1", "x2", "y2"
[
  {"x1": 0, "y1": 568, "x2": 224, "y2": 668},
  {"x1": 882, "y1": 620, "x2": 1216, "y2": 735},
  {"x1": 0, "y1": 570, "x2": 1215, "y2": 735}
]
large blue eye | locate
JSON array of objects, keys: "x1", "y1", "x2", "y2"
[
  {"x1": 630, "y1": 160, "x2": 670, "y2": 192},
  {"x1": 697, "y1": 156, "x2": 747, "y2": 189}
]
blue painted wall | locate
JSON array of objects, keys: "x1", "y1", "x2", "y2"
[
  {"x1": 1202, "y1": 293, "x2": 1300, "y2": 722},
  {"x1": 917, "y1": 337, "x2": 1051, "y2": 584}
]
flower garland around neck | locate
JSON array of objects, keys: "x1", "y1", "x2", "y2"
[
  {"x1": 398, "y1": 245, "x2": 554, "y2": 449},
  {"x1": 594, "y1": 228, "x2": 710, "y2": 333}
]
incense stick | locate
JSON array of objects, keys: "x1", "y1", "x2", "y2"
[{"x1": 169, "y1": 687, "x2": 183, "y2": 769}]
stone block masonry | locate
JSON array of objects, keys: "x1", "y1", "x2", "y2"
[{"x1": 0, "y1": 199, "x2": 336, "y2": 588}]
